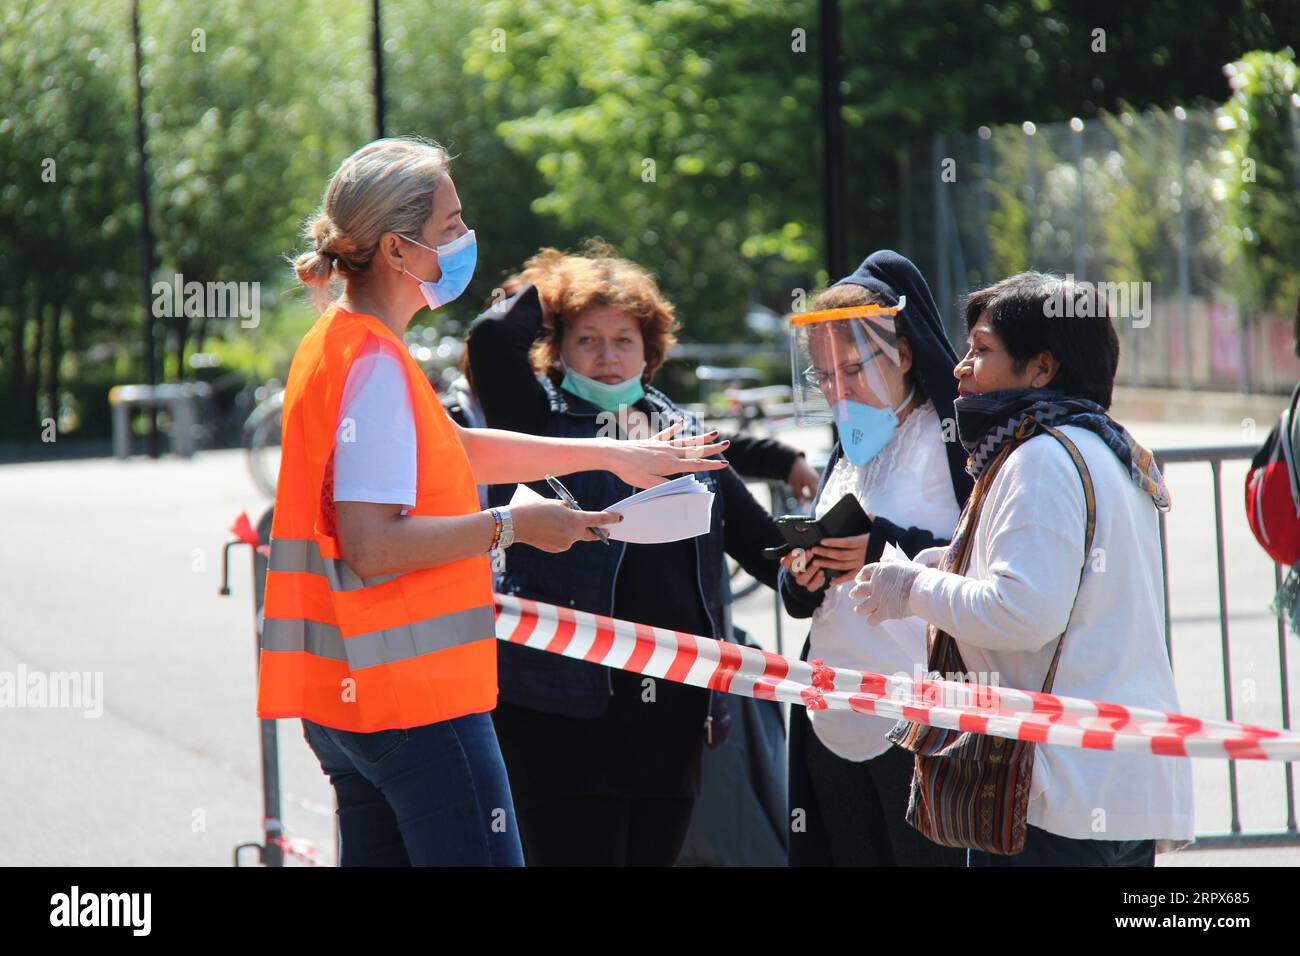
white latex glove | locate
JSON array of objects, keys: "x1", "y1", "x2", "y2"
[
  {"x1": 849, "y1": 560, "x2": 924, "y2": 626},
  {"x1": 913, "y1": 545, "x2": 948, "y2": 569}
]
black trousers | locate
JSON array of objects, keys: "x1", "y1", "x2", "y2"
[
  {"x1": 788, "y1": 699, "x2": 966, "y2": 867},
  {"x1": 968, "y1": 826, "x2": 1155, "y2": 867},
  {"x1": 511, "y1": 794, "x2": 696, "y2": 867}
]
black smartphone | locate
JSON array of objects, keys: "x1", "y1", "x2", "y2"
[{"x1": 762, "y1": 494, "x2": 871, "y2": 559}]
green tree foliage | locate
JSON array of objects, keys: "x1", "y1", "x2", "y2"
[
  {"x1": 1218, "y1": 48, "x2": 1300, "y2": 316},
  {"x1": 3, "y1": 1, "x2": 1298, "y2": 444},
  {"x1": 983, "y1": 128, "x2": 1051, "y2": 277},
  {"x1": 1091, "y1": 107, "x2": 1193, "y2": 290},
  {"x1": 0, "y1": 0, "x2": 138, "y2": 437},
  {"x1": 465, "y1": 0, "x2": 823, "y2": 341},
  {"x1": 142, "y1": 0, "x2": 370, "y2": 375},
  {"x1": 377, "y1": 0, "x2": 581, "y2": 337},
  {"x1": 834, "y1": 0, "x2": 1300, "y2": 267}
]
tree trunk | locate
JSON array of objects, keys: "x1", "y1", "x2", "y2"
[
  {"x1": 27, "y1": 290, "x2": 47, "y2": 434},
  {"x1": 194, "y1": 308, "x2": 211, "y2": 359},
  {"x1": 45, "y1": 293, "x2": 66, "y2": 432},
  {"x1": 172, "y1": 280, "x2": 191, "y2": 380},
  {"x1": 8, "y1": 282, "x2": 28, "y2": 409},
  {"x1": 68, "y1": 297, "x2": 84, "y2": 355}
]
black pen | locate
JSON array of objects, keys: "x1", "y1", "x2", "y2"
[{"x1": 544, "y1": 474, "x2": 612, "y2": 545}]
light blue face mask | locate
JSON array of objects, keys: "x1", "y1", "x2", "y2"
[
  {"x1": 560, "y1": 362, "x2": 647, "y2": 413},
  {"x1": 834, "y1": 385, "x2": 916, "y2": 467},
  {"x1": 401, "y1": 228, "x2": 477, "y2": 309}
]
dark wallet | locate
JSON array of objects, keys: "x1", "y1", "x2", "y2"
[{"x1": 762, "y1": 494, "x2": 871, "y2": 559}]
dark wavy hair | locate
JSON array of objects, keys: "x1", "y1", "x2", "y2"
[{"x1": 963, "y1": 272, "x2": 1121, "y2": 409}]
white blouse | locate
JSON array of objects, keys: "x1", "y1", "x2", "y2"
[
  {"x1": 807, "y1": 399, "x2": 962, "y2": 760},
  {"x1": 907, "y1": 425, "x2": 1195, "y2": 842}
]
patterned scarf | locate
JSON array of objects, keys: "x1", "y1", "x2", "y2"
[
  {"x1": 953, "y1": 387, "x2": 1172, "y2": 512},
  {"x1": 929, "y1": 389, "x2": 1152, "y2": 671}
]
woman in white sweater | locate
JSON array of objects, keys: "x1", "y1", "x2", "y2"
[{"x1": 851, "y1": 272, "x2": 1194, "y2": 866}]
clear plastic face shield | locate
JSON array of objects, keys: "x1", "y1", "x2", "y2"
[{"x1": 789, "y1": 297, "x2": 915, "y2": 466}]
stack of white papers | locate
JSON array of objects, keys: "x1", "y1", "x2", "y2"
[
  {"x1": 510, "y1": 475, "x2": 715, "y2": 544},
  {"x1": 880, "y1": 541, "x2": 911, "y2": 563},
  {"x1": 604, "y1": 475, "x2": 715, "y2": 543}
]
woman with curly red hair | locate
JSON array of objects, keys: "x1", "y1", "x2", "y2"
[{"x1": 466, "y1": 241, "x2": 788, "y2": 866}]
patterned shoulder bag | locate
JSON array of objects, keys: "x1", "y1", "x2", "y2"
[{"x1": 886, "y1": 419, "x2": 1097, "y2": 855}]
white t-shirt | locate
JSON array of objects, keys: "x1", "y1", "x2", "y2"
[
  {"x1": 807, "y1": 399, "x2": 962, "y2": 761},
  {"x1": 908, "y1": 425, "x2": 1195, "y2": 842},
  {"x1": 333, "y1": 338, "x2": 417, "y2": 513}
]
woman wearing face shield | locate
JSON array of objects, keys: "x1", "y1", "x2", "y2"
[{"x1": 777, "y1": 250, "x2": 973, "y2": 867}]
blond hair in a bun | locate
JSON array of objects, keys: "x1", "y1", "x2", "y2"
[{"x1": 292, "y1": 136, "x2": 453, "y2": 309}]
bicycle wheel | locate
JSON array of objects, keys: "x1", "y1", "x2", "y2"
[
  {"x1": 727, "y1": 555, "x2": 764, "y2": 602},
  {"x1": 247, "y1": 410, "x2": 282, "y2": 499}
]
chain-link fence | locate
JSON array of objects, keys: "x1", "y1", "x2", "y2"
[{"x1": 899, "y1": 107, "x2": 1300, "y2": 395}]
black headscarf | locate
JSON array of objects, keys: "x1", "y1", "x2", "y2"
[{"x1": 832, "y1": 249, "x2": 973, "y2": 507}]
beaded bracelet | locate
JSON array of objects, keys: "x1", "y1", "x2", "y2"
[{"x1": 487, "y1": 508, "x2": 504, "y2": 553}]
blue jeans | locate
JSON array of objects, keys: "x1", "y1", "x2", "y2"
[
  {"x1": 302, "y1": 712, "x2": 524, "y2": 867},
  {"x1": 967, "y1": 825, "x2": 1155, "y2": 867}
]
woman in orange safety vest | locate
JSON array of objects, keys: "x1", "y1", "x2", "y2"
[{"x1": 260, "y1": 137, "x2": 729, "y2": 866}]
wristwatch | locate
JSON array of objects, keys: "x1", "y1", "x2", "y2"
[{"x1": 497, "y1": 506, "x2": 515, "y2": 550}]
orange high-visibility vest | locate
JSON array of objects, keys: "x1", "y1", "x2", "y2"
[{"x1": 256, "y1": 305, "x2": 496, "y2": 732}]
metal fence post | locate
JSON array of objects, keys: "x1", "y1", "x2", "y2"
[
  {"x1": 1154, "y1": 442, "x2": 1298, "y2": 848},
  {"x1": 1175, "y1": 108, "x2": 1193, "y2": 389},
  {"x1": 933, "y1": 133, "x2": 953, "y2": 339},
  {"x1": 1071, "y1": 117, "x2": 1085, "y2": 282},
  {"x1": 1024, "y1": 122, "x2": 1037, "y2": 264}
]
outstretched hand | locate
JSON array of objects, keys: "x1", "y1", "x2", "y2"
[{"x1": 603, "y1": 419, "x2": 731, "y2": 488}]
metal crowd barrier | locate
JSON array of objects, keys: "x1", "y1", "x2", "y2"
[
  {"x1": 1153, "y1": 442, "x2": 1298, "y2": 849},
  {"x1": 108, "y1": 382, "x2": 210, "y2": 458}
]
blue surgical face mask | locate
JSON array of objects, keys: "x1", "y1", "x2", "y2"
[
  {"x1": 401, "y1": 228, "x2": 477, "y2": 310},
  {"x1": 560, "y1": 362, "x2": 647, "y2": 413},
  {"x1": 835, "y1": 385, "x2": 916, "y2": 466}
]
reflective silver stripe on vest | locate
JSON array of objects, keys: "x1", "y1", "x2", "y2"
[
  {"x1": 323, "y1": 556, "x2": 400, "y2": 592},
  {"x1": 262, "y1": 617, "x2": 349, "y2": 662},
  {"x1": 262, "y1": 605, "x2": 494, "y2": 669},
  {"x1": 268, "y1": 538, "x2": 328, "y2": 576},
  {"x1": 268, "y1": 537, "x2": 399, "y2": 590}
]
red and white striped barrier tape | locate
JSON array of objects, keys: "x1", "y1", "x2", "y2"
[
  {"x1": 268, "y1": 832, "x2": 324, "y2": 867},
  {"x1": 494, "y1": 594, "x2": 1300, "y2": 762}
]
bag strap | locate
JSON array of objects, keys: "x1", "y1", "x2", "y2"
[
  {"x1": 1281, "y1": 382, "x2": 1300, "y2": 512},
  {"x1": 928, "y1": 418, "x2": 1096, "y2": 689},
  {"x1": 944, "y1": 416, "x2": 1031, "y2": 581},
  {"x1": 927, "y1": 421, "x2": 1032, "y2": 675},
  {"x1": 1036, "y1": 424, "x2": 1097, "y2": 695}
]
